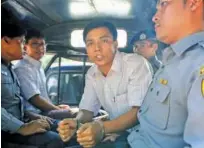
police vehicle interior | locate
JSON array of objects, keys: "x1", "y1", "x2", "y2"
[{"x1": 1, "y1": 0, "x2": 158, "y2": 147}]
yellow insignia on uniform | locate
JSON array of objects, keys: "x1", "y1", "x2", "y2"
[
  {"x1": 200, "y1": 67, "x2": 204, "y2": 76},
  {"x1": 159, "y1": 78, "x2": 168, "y2": 85},
  {"x1": 139, "y1": 33, "x2": 146, "y2": 40},
  {"x1": 202, "y1": 79, "x2": 204, "y2": 97}
]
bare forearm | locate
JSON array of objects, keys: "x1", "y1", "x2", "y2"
[
  {"x1": 29, "y1": 95, "x2": 59, "y2": 112},
  {"x1": 76, "y1": 109, "x2": 94, "y2": 123},
  {"x1": 103, "y1": 107, "x2": 139, "y2": 134}
]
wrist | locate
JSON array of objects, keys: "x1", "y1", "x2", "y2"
[
  {"x1": 94, "y1": 120, "x2": 105, "y2": 141},
  {"x1": 55, "y1": 105, "x2": 61, "y2": 110},
  {"x1": 17, "y1": 123, "x2": 27, "y2": 134},
  {"x1": 75, "y1": 119, "x2": 83, "y2": 130}
]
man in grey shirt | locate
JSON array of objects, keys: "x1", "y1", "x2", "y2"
[{"x1": 1, "y1": 22, "x2": 63, "y2": 148}]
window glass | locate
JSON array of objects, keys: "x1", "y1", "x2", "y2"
[{"x1": 71, "y1": 29, "x2": 127, "y2": 48}]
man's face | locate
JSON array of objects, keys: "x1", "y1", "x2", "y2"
[
  {"x1": 1, "y1": 36, "x2": 25, "y2": 61},
  {"x1": 85, "y1": 27, "x2": 118, "y2": 68},
  {"x1": 152, "y1": 0, "x2": 189, "y2": 44},
  {"x1": 24, "y1": 37, "x2": 46, "y2": 61},
  {"x1": 133, "y1": 40, "x2": 157, "y2": 59}
]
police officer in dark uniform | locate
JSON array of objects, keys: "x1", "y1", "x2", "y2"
[
  {"x1": 1, "y1": 22, "x2": 64, "y2": 148},
  {"x1": 131, "y1": 30, "x2": 162, "y2": 75}
]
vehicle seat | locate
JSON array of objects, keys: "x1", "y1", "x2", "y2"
[{"x1": 61, "y1": 74, "x2": 82, "y2": 105}]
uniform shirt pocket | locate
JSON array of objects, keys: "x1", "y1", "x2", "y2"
[
  {"x1": 1, "y1": 75, "x2": 13, "y2": 97},
  {"x1": 1, "y1": 75, "x2": 12, "y2": 83},
  {"x1": 142, "y1": 84, "x2": 171, "y2": 130},
  {"x1": 128, "y1": 129, "x2": 150, "y2": 148},
  {"x1": 155, "y1": 86, "x2": 170, "y2": 103}
]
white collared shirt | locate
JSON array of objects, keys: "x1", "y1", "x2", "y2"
[
  {"x1": 14, "y1": 55, "x2": 50, "y2": 113},
  {"x1": 79, "y1": 51, "x2": 152, "y2": 120}
]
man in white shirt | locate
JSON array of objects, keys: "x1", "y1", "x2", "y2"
[
  {"x1": 14, "y1": 29, "x2": 72, "y2": 122},
  {"x1": 57, "y1": 20, "x2": 152, "y2": 148}
]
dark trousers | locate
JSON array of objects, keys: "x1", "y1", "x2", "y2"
[{"x1": 2, "y1": 120, "x2": 64, "y2": 148}]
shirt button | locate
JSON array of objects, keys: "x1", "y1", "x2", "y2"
[
  {"x1": 161, "y1": 65, "x2": 165, "y2": 69},
  {"x1": 136, "y1": 129, "x2": 139, "y2": 132},
  {"x1": 157, "y1": 91, "x2": 159, "y2": 96},
  {"x1": 139, "y1": 109, "x2": 142, "y2": 113},
  {"x1": 150, "y1": 88, "x2": 153, "y2": 92}
]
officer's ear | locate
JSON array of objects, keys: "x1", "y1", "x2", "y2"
[
  {"x1": 152, "y1": 43, "x2": 158, "y2": 51},
  {"x1": 2, "y1": 36, "x2": 11, "y2": 44},
  {"x1": 189, "y1": 0, "x2": 203, "y2": 11}
]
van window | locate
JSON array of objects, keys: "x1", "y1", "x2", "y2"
[{"x1": 71, "y1": 29, "x2": 127, "y2": 48}]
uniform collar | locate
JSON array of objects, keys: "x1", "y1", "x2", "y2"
[
  {"x1": 24, "y1": 55, "x2": 42, "y2": 68},
  {"x1": 93, "y1": 50, "x2": 122, "y2": 77},
  {"x1": 148, "y1": 56, "x2": 159, "y2": 63},
  {"x1": 110, "y1": 50, "x2": 122, "y2": 73},
  {"x1": 170, "y1": 31, "x2": 204, "y2": 57},
  {"x1": 1, "y1": 57, "x2": 12, "y2": 68},
  {"x1": 148, "y1": 56, "x2": 162, "y2": 67}
]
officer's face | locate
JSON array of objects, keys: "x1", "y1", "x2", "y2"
[
  {"x1": 152, "y1": 0, "x2": 190, "y2": 44},
  {"x1": 133, "y1": 40, "x2": 157, "y2": 59},
  {"x1": 24, "y1": 38, "x2": 47, "y2": 61},
  {"x1": 1, "y1": 36, "x2": 25, "y2": 61},
  {"x1": 85, "y1": 27, "x2": 118, "y2": 68}
]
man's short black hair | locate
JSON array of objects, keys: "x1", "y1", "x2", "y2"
[
  {"x1": 1, "y1": 22, "x2": 26, "y2": 39},
  {"x1": 25, "y1": 29, "x2": 45, "y2": 43},
  {"x1": 83, "y1": 20, "x2": 117, "y2": 42}
]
